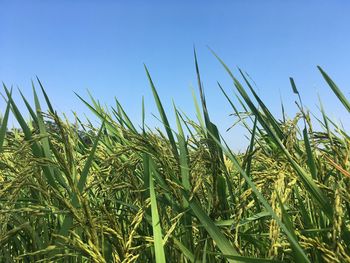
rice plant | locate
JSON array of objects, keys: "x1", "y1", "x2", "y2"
[{"x1": 1, "y1": 54, "x2": 350, "y2": 262}]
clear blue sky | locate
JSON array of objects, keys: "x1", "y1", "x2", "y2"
[{"x1": 1, "y1": 1, "x2": 350, "y2": 150}]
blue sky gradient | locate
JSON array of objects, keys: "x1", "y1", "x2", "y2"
[{"x1": 1, "y1": 1, "x2": 349, "y2": 150}]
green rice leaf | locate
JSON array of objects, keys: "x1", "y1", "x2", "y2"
[
  {"x1": 0, "y1": 95, "x2": 11, "y2": 152},
  {"x1": 77, "y1": 121, "x2": 105, "y2": 192},
  {"x1": 187, "y1": 198, "x2": 240, "y2": 262},
  {"x1": 318, "y1": 66, "x2": 350, "y2": 113},
  {"x1": 149, "y1": 157, "x2": 167, "y2": 263},
  {"x1": 36, "y1": 77, "x2": 55, "y2": 114},
  {"x1": 145, "y1": 65, "x2": 178, "y2": 161},
  {"x1": 303, "y1": 127, "x2": 318, "y2": 180}
]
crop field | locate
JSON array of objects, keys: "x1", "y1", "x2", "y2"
[{"x1": 1, "y1": 56, "x2": 350, "y2": 262}]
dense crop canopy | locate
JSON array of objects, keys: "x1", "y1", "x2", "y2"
[{"x1": 1, "y1": 56, "x2": 350, "y2": 262}]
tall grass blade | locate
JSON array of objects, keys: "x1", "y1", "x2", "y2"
[
  {"x1": 144, "y1": 65, "x2": 179, "y2": 161},
  {"x1": 77, "y1": 121, "x2": 105, "y2": 192},
  {"x1": 187, "y1": 198, "x2": 240, "y2": 263},
  {"x1": 303, "y1": 127, "x2": 318, "y2": 180},
  {"x1": 0, "y1": 96, "x2": 11, "y2": 151},
  {"x1": 318, "y1": 66, "x2": 350, "y2": 113},
  {"x1": 149, "y1": 157, "x2": 167, "y2": 263},
  {"x1": 36, "y1": 77, "x2": 55, "y2": 114}
]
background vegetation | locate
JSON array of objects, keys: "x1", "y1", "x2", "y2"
[{"x1": 1, "y1": 54, "x2": 350, "y2": 262}]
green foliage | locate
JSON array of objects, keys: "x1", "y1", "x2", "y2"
[{"x1": 0, "y1": 59, "x2": 350, "y2": 263}]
